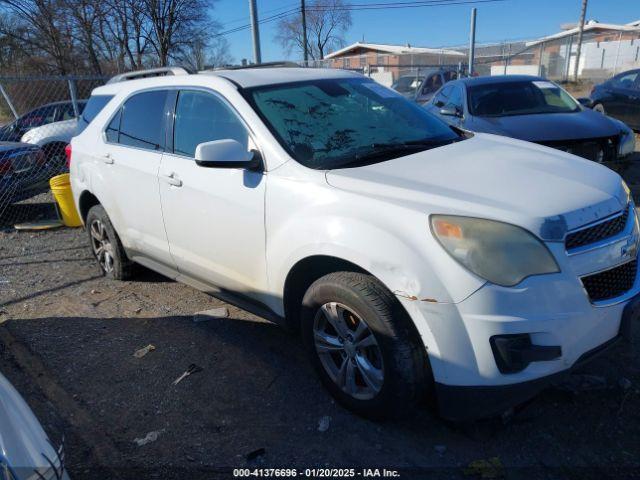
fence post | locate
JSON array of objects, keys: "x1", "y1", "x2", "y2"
[
  {"x1": 564, "y1": 35, "x2": 574, "y2": 82},
  {"x1": 68, "y1": 77, "x2": 79, "y2": 118},
  {"x1": 613, "y1": 31, "x2": 623, "y2": 75},
  {"x1": 538, "y1": 41, "x2": 545, "y2": 76},
  {"x1": 0, "y1": 84, "x2": 19, "y2": 120}
]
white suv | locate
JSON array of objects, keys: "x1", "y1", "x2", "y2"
[{"x1": 70, "y1": 66, "x2": 640, "y2": 420}]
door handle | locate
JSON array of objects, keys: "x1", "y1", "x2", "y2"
[
  {"x1": 101, "y1": 153, "x2": 114, "y2": 164},
  {"x1": 161, "y1": 172, "x2": 182, "y2": 187}
]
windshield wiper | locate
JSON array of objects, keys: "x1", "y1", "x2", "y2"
[{"x1": 335, "y1": 140, "x2": 453, "y2": 168}]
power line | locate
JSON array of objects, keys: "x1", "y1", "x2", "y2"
[{"x1": 213, "y1": 0, "x2": 506, "y2": 38}]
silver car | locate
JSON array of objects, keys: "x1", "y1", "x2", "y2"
[
  {"x1": 0, "y1": 372, "x2": 69, "y2": 480},
  {"x1": 391, "y1": 69, "x2": 458, "y2": 104}
]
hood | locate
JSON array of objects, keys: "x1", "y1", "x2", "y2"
[
  {"x1": 325, "y1": 134, "x2": 626, "y2": 240},
  {"x1": 21, "y1": 119, "x2": 78, "y2": 143},
  {"x1": 468, "y1": 109, "x2": 621, "y2": 142},
  {"x1": 0, "y1": 372, "x2": 66, "y2": 479}
]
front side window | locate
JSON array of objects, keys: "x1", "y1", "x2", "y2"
[
  {"x1": 173, "y1": 90, "x2": 248, "y2": 157},
  {"x1": 119, "y1": 90, "x2": 168, "y2": 151},
  {"x1": 246, "y1": 78, "x2": 461, "y2": 170},
  {"x1": 468, "y1": 80, "x2": 580, "y2": 117}
]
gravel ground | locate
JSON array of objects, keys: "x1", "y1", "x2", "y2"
[{"x1": 1, "y1": 155, "x2": 640, "y2": 479}]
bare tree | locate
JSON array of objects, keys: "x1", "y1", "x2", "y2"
[
  {"x1": 142, "y1": 0, "x2": 212, "y2": 67},
  {"x1": 275, "y1": 0, "x2": 351, "y2": 61},
  {"x1": 0, "y1": 0, "x2": 231, "y2": 74}
]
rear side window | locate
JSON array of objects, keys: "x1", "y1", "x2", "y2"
[
  {"x1": 78, "y1": 95, "x2": 113, "y2": 132},
  {"x1": 173, "y1": 90, "x2": 248, "y2": 157},
  {"x1": 119, "y1": 90, "x2": 168, "y2": 151}
]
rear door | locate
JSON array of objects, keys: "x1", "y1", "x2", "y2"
[
  {"x1": 158, "y1": 89, "x2": 267, "y2": 298},
  {"x1": 98, "y1": 89, "x2": 175, "y2": 270}
]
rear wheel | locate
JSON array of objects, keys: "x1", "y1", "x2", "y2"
[
  {"x1": 86, "y1": 205, "x2": 134, "y2": 280},
  {"x1": 301, "y1": 271, "x2": 429, "y2": 419}
]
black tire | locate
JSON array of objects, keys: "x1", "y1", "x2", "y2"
[
  {"x1": 301, "y1": 271, "x2": 430, "y2": 419},
  {"x1": 86, "y1": 204, "x2": 135, "y2": 280}
]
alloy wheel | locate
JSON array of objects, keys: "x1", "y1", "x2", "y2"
[
  {"x1": 89, "y1": 219, "x2": 115, "y2": 273},
  {"x1": 313, "y1": 302, "x2": 384, "y2": 400}
]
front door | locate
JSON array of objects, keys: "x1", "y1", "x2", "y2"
[{"x1": 159, "y1": 89, "x2": 268, "y2": 300}]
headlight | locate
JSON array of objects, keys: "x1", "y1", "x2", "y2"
[
  {"x1": 430, "y1": 215, "x2": 560, "y2": 287},
  {"x1": 618, "y1": 127, "x2": 635, "y2": 157}
]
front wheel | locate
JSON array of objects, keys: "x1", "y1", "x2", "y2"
[{"x1": 301, "y1": 272, "x2": 430, "y2": 419}]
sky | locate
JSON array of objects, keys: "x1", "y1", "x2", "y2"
[{"x1": 212, "y1": 0, "x2": 639, "y2": 63}]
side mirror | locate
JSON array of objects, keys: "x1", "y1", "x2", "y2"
[
  {"x1": 577, "y1": 97, "x2": 592, "y2": 108},
  {"x1": 440, "y1": 106, "x2": 461, "y2": 117},
  {"x1": 195, "y1": 139, "x2": 260, "y2": 169}
]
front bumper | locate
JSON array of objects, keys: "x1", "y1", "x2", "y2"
[
  {"x1": 435, "y1": 292, "x2": 637, "y2": 421},
  {"x1": 410, "y1": 278, "x2": 640, "y2": 421}
]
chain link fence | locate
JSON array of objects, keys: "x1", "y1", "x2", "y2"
[
  {"x1": 304, "y1": 24, "x2": 640, "y2": 98},
  {"x1": 0, "y1": 75, "x2": 107, "y2": 229}
]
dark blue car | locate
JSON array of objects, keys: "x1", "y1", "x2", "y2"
[
  {"x1": 0, "y1": 142, "x2": 52, "y2": 208},
  {"x1": 424, "y1": 75, "x2": 636, "y2": 164}
]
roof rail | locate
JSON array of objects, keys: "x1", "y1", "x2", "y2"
[
  {"x1": 205, "y1": 61, "x2": 300, "y2": 72},
  {"x1": 106, "y1": 67, "x2": 190, "y2": 84}
]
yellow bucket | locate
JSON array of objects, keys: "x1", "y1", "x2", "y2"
[{"x1": 49, "y1": 174, "x2": 82, "y2": 227}]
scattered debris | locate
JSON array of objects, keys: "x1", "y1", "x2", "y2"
[
  {"x1": 90, "y1": 289, "x2": 98, "y2": 294},
  {"x1": 318, "y1": 415, "x2": 331, "y2": 432},
  {"x1": 133, "y1": 344, "x2": 156, "y2": 359},
  {"x1": 193, "y1": 307, "x2": 229, "y2": 322},
  {"x1": 619, "y1": 377, "x2": 632, "y2": 391},
  {"x1": 133, "y1": 430, "x2": 162, "y2": 447},
  {"x1": 173, "y1": 363, "x2": 203, "y2": 385},
  {"x1": 555, "y1": 374, "x2": 608, "y2": 393},
  {"x1": 434, "y1": 445, "x2": 447, "y2": 456},
  {"x1": 245, "y1": 448, "x2": 266, "y2": 462},
  {"x1": 464, "y1": 457, "x2": 504, "y2": 478}
]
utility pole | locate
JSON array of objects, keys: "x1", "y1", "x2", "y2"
[
  {"x1": 249, "y1": 0, "x2": 262, "y2": 64},
  {"x1": 573, "y1": 0, "x2": 588, "y2": 82},
  {"x1": 301, "y1": 0, "x2": 309, "y2": 64},
  {"x1": 468, "y1": 8, "x2": 477, "y2": 76}
]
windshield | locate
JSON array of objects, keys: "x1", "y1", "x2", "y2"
[
  {"x1": 392, "y1": 76, "x2": 422, "y2": 94},
  {"x1": 468, "y1": 80, "x2": 580, "y2": 117},
  {"x1": 246, "y1": 78, "x2": 461, "y2": 169}
]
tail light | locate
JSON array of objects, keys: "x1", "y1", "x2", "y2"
[{"x1": 65, "y1": 143, "x2": 72, "y2": 168}]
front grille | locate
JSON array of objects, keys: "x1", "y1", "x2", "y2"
[
  {"x1": 539, "y1": 136, "x2": 618, "y2": 163},
  {"x1": 581, "y1": 259, "x2": 637, "y2": 302},
  {"x1": 565, "y1": 207, "x2": 629, "y2": 250}
]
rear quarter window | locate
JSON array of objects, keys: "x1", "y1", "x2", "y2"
[{"x1": 78, "y1": 95, "x2": 114, "y2": 133}]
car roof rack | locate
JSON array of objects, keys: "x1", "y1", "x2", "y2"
[
  {"x1": 205, "y1": 61, "x2": 300, "y2": 72},
  {"x1": 106, "y1": 67, "x2": 190, "y2": 84}
]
